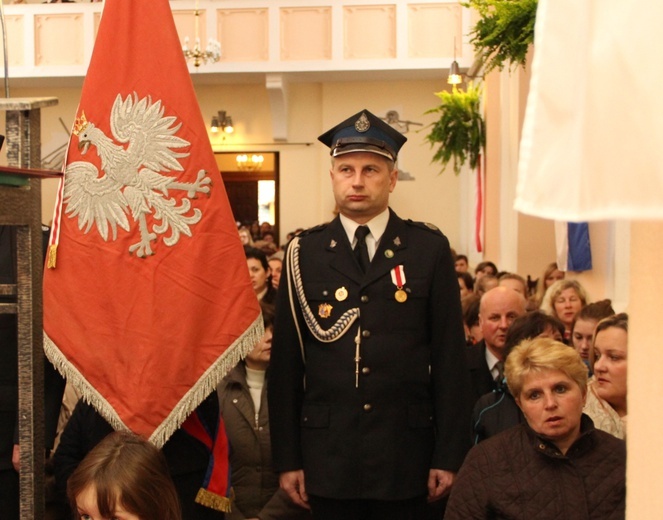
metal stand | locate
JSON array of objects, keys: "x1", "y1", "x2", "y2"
[{"x1": 0, "y1": 96, "x2": 57, "y2": 520}]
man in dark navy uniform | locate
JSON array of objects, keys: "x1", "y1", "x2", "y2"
[{"x1": 268, "y1": 109, "x2": 470, "y2": 519}]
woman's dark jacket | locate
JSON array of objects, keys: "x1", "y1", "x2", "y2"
[{"x1": 446, "y1": 415, "x2": 625, "y2": 520}]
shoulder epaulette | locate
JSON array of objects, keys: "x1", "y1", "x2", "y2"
[
  {"x1": 405, "y1": 219, "x2": 443, "y2": 236},
  {"x1": 297, "y1": 222, "x2": 329, "y2": 238}
]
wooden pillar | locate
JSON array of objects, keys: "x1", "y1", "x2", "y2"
[{"x1": 0, "y1": 96, "x2": 57, "y2": 519}]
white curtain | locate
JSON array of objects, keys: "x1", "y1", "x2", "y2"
[{"x1": 515, "y1": 0, "x2": 663, "y2": 221}]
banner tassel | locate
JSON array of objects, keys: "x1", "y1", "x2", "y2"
[{"x1": 47, "y1": 244, "x2": 58, "y2": 269}]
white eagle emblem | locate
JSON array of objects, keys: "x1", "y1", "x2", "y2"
[{"x1": 63, "y1": 93, "x2": 211, "y2": 258}]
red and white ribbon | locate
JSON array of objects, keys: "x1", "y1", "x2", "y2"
[{"x1": 390, "y1": 265, "x2": 406, "y2": 289}]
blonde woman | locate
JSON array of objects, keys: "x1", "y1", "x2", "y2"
[
  {"x1": 540, "y1": 279, "x2": 590, "y2": 343},
  {"x1": 447, "y1": 338, "x2": 625, "y2": 519},
  {"x1": 532, "y1": 262, "x2": 565, "y2": 308}
]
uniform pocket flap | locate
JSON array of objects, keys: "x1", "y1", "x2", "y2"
[{"x1": 303, "y1": 282, "x2": 334, "y2": 302}]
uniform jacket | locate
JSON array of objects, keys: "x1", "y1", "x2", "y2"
[
  {"x1": 268, "y1": 210, "x2": 471, "y2": 500},
  {"x1": 446, "y1": 415, "x2": 626, "y2": 520},
  {"x1": 465, "y1": 340, "x2": 499, "y2": 408},
  {"x1": 218, "y1": 363, "x2": 311, "y2": 520}
]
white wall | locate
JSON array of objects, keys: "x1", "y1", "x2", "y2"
[{"x1": 4, "y1": 77, "x2": 465, "y2": 248}]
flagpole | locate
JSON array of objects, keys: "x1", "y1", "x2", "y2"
[{"x1": 0, "y1": 0, "x2": 9, "y2": 97}]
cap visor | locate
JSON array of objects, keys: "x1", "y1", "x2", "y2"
[{"x1": 332, "y1": 144, "x2": 394, "y2": 161}]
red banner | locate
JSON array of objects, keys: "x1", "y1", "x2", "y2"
[{"x1": 43, "y1": 0, "x2": 261, "y2": 448}]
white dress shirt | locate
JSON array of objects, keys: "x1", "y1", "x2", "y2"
[
  {"x1": 485, "y1": 347, "x2": 502, "y2": 382},
  {"x1": 339, "y1": 209, "x2": 390, "y2": 261}
]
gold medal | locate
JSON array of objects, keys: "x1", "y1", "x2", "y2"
[
  {"x1": 335, "y1": 287, "x2": 348, "y2": 301},
  {"x1": 391, "y1": 265, "x2": 407, "y2": 303},
  {"x1": 395, "y1": 289, "x2": 407, "y2": 303},
  {"x1": 318, "y1": 303, "x2": 333, "y2": 318}
]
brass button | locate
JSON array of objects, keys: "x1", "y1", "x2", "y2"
[
  {"x1": 361, "y1": 367, "x2": 371, "y2": 375},
  {"x1": 361, "y1": 295, "x2": 369, "y2": 303},
  {"x1": 363, "y1": 403, "x2": 372, "y2": 412},
  {"x1": 362, "y1": 329, "x2": 371, "y2": 338}
]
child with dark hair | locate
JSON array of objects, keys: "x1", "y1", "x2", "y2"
[
  {"x1": 54, "y1": 394, "x2": 225, "y2": 520},
  {"x1": 67, "y1": 431, "x2": 181, "y2": 520}
]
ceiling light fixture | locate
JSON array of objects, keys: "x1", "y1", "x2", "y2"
[{"x1": 448, "y1": 38, "x2": 462, "y2": 85}]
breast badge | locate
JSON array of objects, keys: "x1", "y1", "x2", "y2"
[
  {"x1": 335, "y1": 287, "x2": 349, "y2": 301},
  {"x1": 318, "y1": 303, "x2": 333, "y2": 318}
]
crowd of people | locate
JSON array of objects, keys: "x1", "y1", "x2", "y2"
[
  {"x1": 44, "y1": 244, "x2": 629, "y2": 520},
  {"x1": 2, "y1": 108, "x2": 628, "y2": 520},
  {"x1": 451, "y1": 256, "x2": 627, "y2": 518}
]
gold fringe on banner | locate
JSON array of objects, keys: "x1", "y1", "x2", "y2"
[{"x1": 43, "y1": 312, "x2": 263, "y2": 449}]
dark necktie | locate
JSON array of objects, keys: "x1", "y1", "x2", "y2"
[
  {"x1": 495, "y1": 361, "x2": 505, "y2": 384},
  {"x1": 354, "y1": 225, "x2": 371, "y2": 273}
]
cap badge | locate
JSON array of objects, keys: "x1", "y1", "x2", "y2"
[{"x1": 354, "y1": 112, "x2": 370, "y2": 133}]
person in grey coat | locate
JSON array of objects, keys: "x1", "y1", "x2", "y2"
[{"x1": 219, "y1": 302, "x2": 311, "y2": 520}]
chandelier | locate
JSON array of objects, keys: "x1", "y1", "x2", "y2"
[
  {"x1": 182, "y1": 4, "x2": 221, "y2": 68},
  {"x1": 236, "y1": 154, "x2": 264, "y2": 172}
]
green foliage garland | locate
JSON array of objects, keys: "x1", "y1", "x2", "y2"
[
  {"x1": 464, "y1": 0, "x2": 538, "y2": 73},
  {"x1": 425, "y1": 83, "x2": 485, "y2": 175}
]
